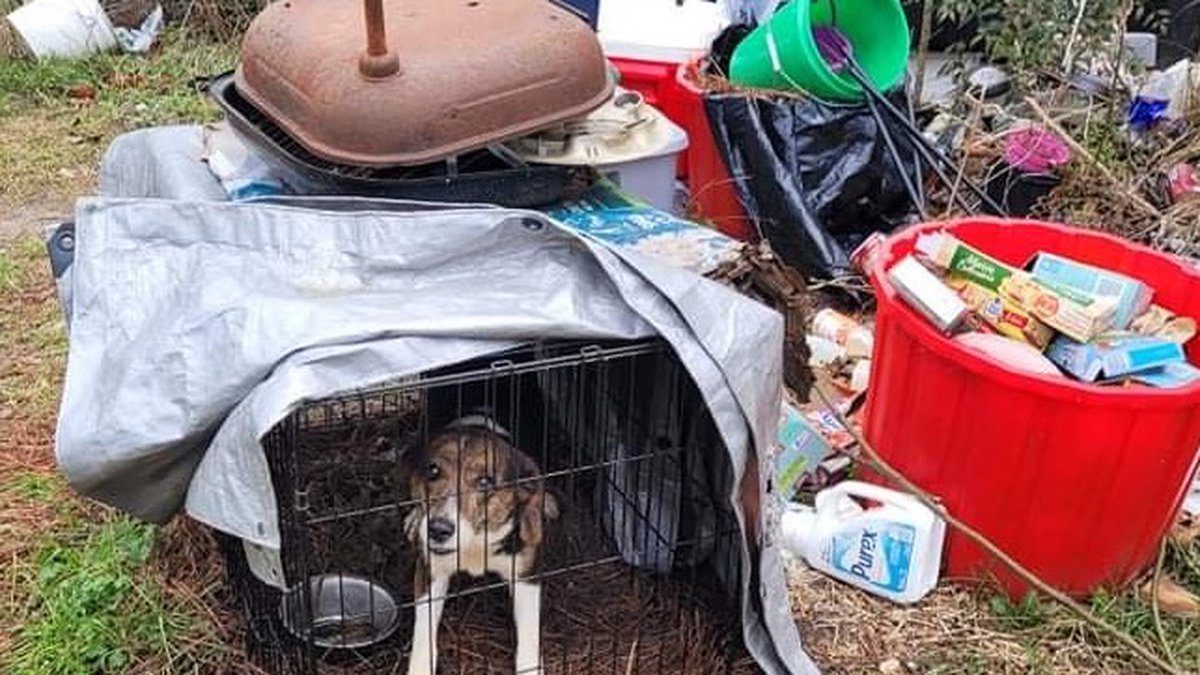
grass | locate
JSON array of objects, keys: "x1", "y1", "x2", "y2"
[
  {"x1": 0, "y1": 229, "x2": 243, "y2": 673},
  {"x1": 7, "y1": 520, "x2": 187, "y2": 675},
  {"x1": 0, "y1": 28, "x2": 236, "y2": 210},
  {"x1": 0, "y1": 34, "x2": 245, "y2": 674}
]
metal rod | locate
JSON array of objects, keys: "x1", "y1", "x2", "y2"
[
  {"x1": 863, "y1": 91, "x2": 928, "y2": 220},
  {"x1": 843, "y1": 57, "x2": 1006, "y2": 214},
  {"x1": 363, "y1": 0, "x2": 388, "y2": 56},
  {"x1": 359, "y1": 0, "x2": 400, "y2": 78},
  {"x1": 905, "y1": 83, "x2": 926, "y2": 208}
]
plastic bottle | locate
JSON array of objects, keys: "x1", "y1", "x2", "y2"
[
  {"x1": 782, "y1": 481, "x2": 945, "y2": 604},
  {"x1": 811, "y1": 308, "x2": 874, "y2": 358}
]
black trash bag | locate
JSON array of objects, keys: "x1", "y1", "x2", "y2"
[{"x1": 704, "y1": 88, "x2": 919, "y2": 278}]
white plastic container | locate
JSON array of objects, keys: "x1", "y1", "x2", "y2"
[
  {"x1": 812, "y1": 308, "x2": 874, "y2": 358},
  {"x1": 598, "y1": 0, "x2": 730, "y2": 63},
  {"x1": 7, "y1": 0, "x2": 117, "y2": 59},
  {"x1": 782, "y1": 481, "x2": 946, "y2": 604},
  {"x1": 511, "y1": 90, "x2": 688, "y2": 212},
  {"x1": 594, "y1": 135, "x2": 687, "y2": 213}
]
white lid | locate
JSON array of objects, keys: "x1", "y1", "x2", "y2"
[{"x1": 598, "y1": 0, "x2": 729, "y2": 63}]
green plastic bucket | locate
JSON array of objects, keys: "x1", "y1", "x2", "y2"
[{"x1": 729, "y1": 0, "x2": 910, "y2": 102}]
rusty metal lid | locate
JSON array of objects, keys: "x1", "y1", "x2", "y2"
[{"x1": 235, "y1": 0, "x2": 614, "y2": 167}]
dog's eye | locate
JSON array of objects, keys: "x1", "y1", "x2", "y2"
[
  {"x1": 476, "y1": 476, "x2": 494, "y2": 492},
  {"x1": 425, "y1": 463, "x2": 441, "y2": 481}
]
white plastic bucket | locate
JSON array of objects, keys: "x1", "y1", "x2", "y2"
[{"x1": 7, "y1": 0, "x2": 117, "y2": 59}]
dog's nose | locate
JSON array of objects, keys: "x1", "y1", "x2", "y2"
[{"x1": 427, "y1": 518, "x2": 455, "y2": 544}]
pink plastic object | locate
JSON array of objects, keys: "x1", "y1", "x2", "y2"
[
  {"x1": 1168, "y1": 163, "x2": 1200, "y2": 204},
  {"x1": 1003, "y1": 126, "x2": 1071, "y2": 174},
  {"x1": 813, "y1": 26, "x2": 851, "y2": 71},
  {"x1": 865, "y1": 217, "x2": 1200, "y2": 599}
]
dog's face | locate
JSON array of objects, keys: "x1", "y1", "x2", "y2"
[{"x1": 405, "y1": 428, "x2": 558, "y2": 559}]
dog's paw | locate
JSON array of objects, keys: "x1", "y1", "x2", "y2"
[
  {"x1": 405, "y1": 657, "x2": 434, "y2": 675},
  {"x1": 406, "y1": 646, "x2": 436, "y2": 675}
]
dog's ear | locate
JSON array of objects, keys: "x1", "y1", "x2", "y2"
[
  {"x1": 511, "y1": 449, "x2": 559, "y2": 547},
  {"x1": 520, "y1": 489, "x2": 559, "y2": 549}
]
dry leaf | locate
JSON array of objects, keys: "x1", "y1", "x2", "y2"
[
  {"x1": 879, "y1": 658, "x2": 905, "y2": 674},
  {"x1": 66, "y1": 83, "x2": 96, "y2": 102},
  {"x1": 1171, "y1": 516, "x2": 1200, "y2": 548},
  {"x1": 1141, "y1": 576, "x2": 1200, "y2": 617}
]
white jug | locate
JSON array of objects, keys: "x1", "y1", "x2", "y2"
[{"x1": 783, "y1": 481, "x2": 946, "y2": 604}]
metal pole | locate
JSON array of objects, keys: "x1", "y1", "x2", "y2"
[{"x1": 359, "y1": 0, "x2": 400, "y2": 78}]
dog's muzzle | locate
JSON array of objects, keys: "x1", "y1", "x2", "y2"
[{"x1": 427, "y1": 517, "x2": 456, "y2": 552}]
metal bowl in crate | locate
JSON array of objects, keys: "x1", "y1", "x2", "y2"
[{"x1": 279, "y1": 574, "x2": 400, "y2": 650}]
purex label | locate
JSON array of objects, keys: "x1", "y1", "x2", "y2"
[{"x1": 829, "y1": 522, "x2": 916, "y2": 593}]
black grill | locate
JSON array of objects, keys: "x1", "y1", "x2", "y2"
[{"x1": 206, "y1": 72, "x2": 585, "y2": 207}]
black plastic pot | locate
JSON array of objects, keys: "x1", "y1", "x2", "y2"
[
  {"x1": 983, "y1": 162, "x2": 1061, "y2": 217},
  {"x1": 1132, "y1": 0, "x2": 1200, "y2": 67}
]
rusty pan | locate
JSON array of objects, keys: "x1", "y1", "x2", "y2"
[{"x1": 236, "y1": 0, "x2": 613, "y2": 167}]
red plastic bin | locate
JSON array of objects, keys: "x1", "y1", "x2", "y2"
[
  {"x1": 659, "y1": 59, "x2": 755, "y2": 241},
  {"x1": 608, "y1": 56, "x2": 678, "y2": 111},
  {"x1": 864, "y1": 217, "x2": 1200, "y2": 599},
  {"x1": 610, "y1": 56, "x2": 754, "y2": 240}
]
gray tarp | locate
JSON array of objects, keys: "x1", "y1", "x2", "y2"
[{"x1": 56, "y1": 126, "x2": 817, "y2": 674}]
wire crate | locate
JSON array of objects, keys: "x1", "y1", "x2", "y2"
[{"x1": 221, "y1": 339, "x2": 759, "y2": 674}]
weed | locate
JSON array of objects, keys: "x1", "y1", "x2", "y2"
[
  {"x1": 3, "y1": 471, "x2": 61, "y2": 503},
  {"x1": 0, "y1": 235, "x2": 65, "y2": 416},
  {"x1": 0, "y1": 247, "x2": 16, "y2": 291},
  {"x1": 5, "y1": 518, "x2": 197, "y2": 675},
  {"x1": 0, "y1": 29, "x2": 235, "y2": 114},
  {"x1": 989, "y1": 592, "x2": 1047, "y2": 630},
  {"x1": 0, "y1": 30, "x2": 236, "y2": 207}
]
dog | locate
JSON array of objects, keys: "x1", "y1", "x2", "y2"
[{"x1": 404, "y1": 419, "x2": 559, "y2": 675}]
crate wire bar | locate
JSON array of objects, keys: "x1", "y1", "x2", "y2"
[{"x1": 222, "y1": 339, "x2": 758, "y2": 674}]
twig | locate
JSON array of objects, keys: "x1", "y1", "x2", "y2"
[
  {"x1": 1025, "y1": 96, "x2": 1161, "y2": 219},
  {"x1": 806, "y1": 276, "x2": 872, "y2": 294},
  {"x1": 811, "y1": 384, "x2": 1185, "y2": 675},
  {"x1": 1062, "y1": 0, "x2": 1090, "y2": 73},
  {"x1": 942, "y1": 92, "x2": 984, "y2": 219},
  {"x1": 1150, "y1": 537, "x2": 1180, "y2": 669},
  {"x1": 915, "y1": 0, "x2": 936, "y2": 104}
]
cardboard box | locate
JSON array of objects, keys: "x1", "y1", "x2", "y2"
[
  {"x1": 948, "y1": 276, "x2": 1054, "y2": 350},
  {"x1": 888, "y1": 255, "x2": 969, "y2": 332},
  {"x1": 916, "y1": 231, "x2": 1014, "y2": 292},
  {"x1": 774, "y1": 402, "x2": 832, "y2": 499},
  {"x1": 1031, "y1": 252, "x2": 1153, "y2": 330},
  {"x1": 1001, "y1": 273, "x2": 1117, "y2": 343},
  {"x1": 1134, "y1": 361, "x2": 1200, "y2": 388},
  {"x1": 1046, "y1": 335, "x2": 1186, "y2": 382},
  {"x1": 916, "y1": 231, "x2": 1117, "y2": 341}
]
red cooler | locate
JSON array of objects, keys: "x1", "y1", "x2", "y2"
[
  {"x1": 865, "y1": 217, "x2": 1200, "y2": 598},
  {"x1": 659, "y1": 60, "x2": 754, "y2": 241}
]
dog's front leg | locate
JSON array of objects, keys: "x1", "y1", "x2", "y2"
[
  {"x1": 408, "y1": 573, "x2": 449, "y2": 675},
  {"x1": 512, "y1": 580, "x2": 543, "y2": 674}
]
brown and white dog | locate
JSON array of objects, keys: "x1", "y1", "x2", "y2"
[{"x1": 404, "y1": 419, "x2": 558, "y2": 675}]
